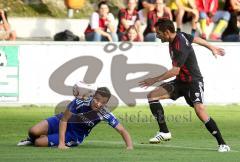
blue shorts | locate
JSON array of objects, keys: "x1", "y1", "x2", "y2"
[{"x1": 46, "y1": 116, "x2": 84, "y2": 147}]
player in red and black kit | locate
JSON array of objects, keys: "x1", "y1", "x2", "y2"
[{"x1": 139, "y1": 19, "x2": 230, "y2": 152}]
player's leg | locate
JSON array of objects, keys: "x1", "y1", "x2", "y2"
[
  {"x1": 28, "y1": 120, "x2": 49, "y2": 141},
  {"x1": 35, "y1": 133, "x2": 59, "y2": 147},
  {"x1": 147, "y1": 81, "x2": 177, "y2": 143},
  {"x1": 186, "y1": 81, "x2": 230, "y2": 152},
  {"x1": 34, "y1": 135, "x2": 49, "y2": 147},
  {"x1": 35, "y1": 132, "x2": 82, "y2": 147},
  {"x1": 17, "y1": 119, "x2": 49, "y2": 146},
  {"x1": 193, "y1": 103, "x2": 209, "y2": 122},
  {"x1": 193, "y1": 103, "x2": 230, "y2": 152},
  {"x1": 18, "y1": 115, "x2": 60, "y2": 146},
  {"x1": 148, "y1": 85, "x2": 170, "y2": 133}
]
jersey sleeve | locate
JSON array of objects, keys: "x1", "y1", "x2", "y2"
[
  {"x1": 173, "y1": 33, "x2": 193, "y2": 67},
  {"x1": 103, "y1": 112, "x2": 119, "y2": 128}
]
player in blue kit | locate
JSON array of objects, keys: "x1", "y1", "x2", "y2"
[{"x1": 17, "y1": 87, "x2": 133, "y2": 150}]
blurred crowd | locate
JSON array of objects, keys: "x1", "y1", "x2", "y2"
[
  {"x1": 1, "y1": 0, "x2": 240, "y2": 42},
  {"x1": 84, "y1": 0, "x2": 240, "y2": 42}
]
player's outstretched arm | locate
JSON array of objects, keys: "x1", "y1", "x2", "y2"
[
  {"x1": 115, "y1": 123, "x2": 133, "y2": 150},
  {"x1": 139, "y1": 67, "x2": 180, "y2": 88},
  {"x1": 193, "y1": 37, "x2": 225, "y2": 58},
  {"x1": 58, "y1": 109, "x2": 72, "y2": 149}
]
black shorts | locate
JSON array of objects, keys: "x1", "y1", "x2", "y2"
[{"x1": 161, "y1": 80, "x2": 204, "y2": 107}]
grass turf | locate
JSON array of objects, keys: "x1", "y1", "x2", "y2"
[{"x1": 0, "y1": 105, "x2": 240, "y2": 162}]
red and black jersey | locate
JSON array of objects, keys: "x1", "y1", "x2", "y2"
[
  {"x1": 138, "y1": 0, "x2": 156, "y2": 11},
  {"x1": 117, "y1": 8, "x2": 139, "y2": 33},
  {"x1": 121, "y1": 34, "x2": 141, "y2": 42},
  {"x1": 169, "y1": 32, "x2": 203, "y2": 83},
  {"x1": 144, "y1": 9, "x2": 171, "y2": 36},
  {"x1": 84, "y1": 18, "x2": 107, "y2": 34}
]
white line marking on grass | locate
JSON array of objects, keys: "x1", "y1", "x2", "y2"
[{"x1": 85, "y1": 140, "x2": 239, "y2": 152}]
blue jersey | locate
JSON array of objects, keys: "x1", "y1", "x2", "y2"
[{"x1": 56, "y1": 97, "x2": 119, "y2": 140}]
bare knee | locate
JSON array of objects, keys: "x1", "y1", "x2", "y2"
[
  {"x1": 34, "y1": 137, "x2": 48, "y2": 147},
  {"x1": 28, "y1": 120, "x2": 48, "y2": 137},
  {"x1": 147, "y1": 91, "x2": 169, "y2": 101},
  {"x1": 147, "y1": 92, "x2": 153, "y2": 100},
  {"x1": 194, "y1": 104, "x2": 209, "y2": 122},
  {"x1": 195, "y1": 104, "x2": 205, "y2": 113},
  {"x1": 29, "y1": 127, "x2": 38, "y2": 137},
  {"x1": 34, "y1": 138, "x2": 42, "y2": 146},
  {"x1": 147, "y1": 91, "x2": 159, "y2": 101}
]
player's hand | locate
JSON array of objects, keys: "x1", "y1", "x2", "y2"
[
  {"x1": 139, "y1": 77, "x2": 158, "y2": 88},
  {"x1": 58, "y1": 144, "x2": 70, "y2": 150},
  {"x1": 211, "y1": 46, "x2": 225, "y2": 58}
]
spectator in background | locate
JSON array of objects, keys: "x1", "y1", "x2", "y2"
[
  {"x1": 121, "y1": 25, "x2": 142, "y2": 41},
  {"x1": 144, "y1": 0, "x2": 172, "y2": 41},
  {"x1": 196, "y1": 0, "x2": 230, "y2": 40},
  {"x1": 138, "y1": 0, "x2": 157, "y2": 11},
  {"x1": 0, "y1": 10, "x2": 16, "y2": 40},
  {"x1": 224, "y1": 0, "x2": 240, "y2": 12},
  {"x1": 138, "y1": 0, "x2": 172, "y2": 33},
  {"x1": 84, "y1": 1, "x2": 118, "y2": 42},
  {"x1": 117, "y1": 0, "x2": 142, "y2": 40},
  {"x1": 168, "y1": 0, "x2": 199, "y2": 36},
  {"x1": 221, "y1": 0, "x2": 240, "y2": 41}
]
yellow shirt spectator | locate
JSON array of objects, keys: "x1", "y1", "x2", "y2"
[{"x1": 168, "y1": 0, "x2": 190, "y2": 10}]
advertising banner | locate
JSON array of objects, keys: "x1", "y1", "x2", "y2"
[{"x1": 0, "y1": 46, "x2": 19, "y2": 102}]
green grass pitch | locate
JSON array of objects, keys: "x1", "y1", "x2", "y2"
[{"x1": 0, "y1": 105, "x2": 240, "y2": 162}]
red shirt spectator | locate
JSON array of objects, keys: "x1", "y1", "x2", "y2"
[
  {"x1": 121, "y1": 25, "x2": 142, "y2": 41},
  {"x1": 144, "y1": 9, "x2": 171, "y2": 36},
  {"x1": 84, "y1": 1, "x2": 118, "y2": 42},
  {"x1": 84, "y1": 12, "x2": 112, "y2": 34},
  {"x1": 195, "y1": 0, "x2": 218, "y2": 14},
  {"x1": 117, "y1": 8, "x2": 139, "y2": 33}
]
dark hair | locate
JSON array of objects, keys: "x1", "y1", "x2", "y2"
[
  {"x1": 95, "y1": 87, "x2": 111, "y2": 99},
  {"x1": 0, "y1": 10, "x2": 8, "y2": 22},
  {"x1": 154, "y1": 18, "x2": 175, "y2": 33},
  {"x1": 98, "y1": 1, "x2": 109, "y2": 9},
  {"x1": 126, "y1": 25, "x2": 138, "y2": 33}
]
